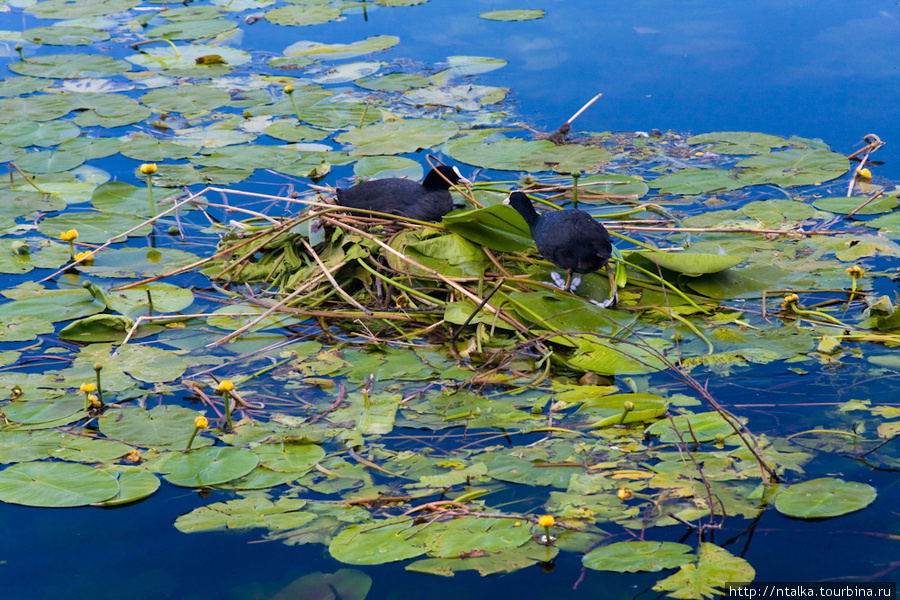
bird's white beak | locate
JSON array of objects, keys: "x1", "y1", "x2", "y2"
[
  {"x1": 502, "y1": 195, "x2": 511, "y2": 205},
  {"x1": 452, "y1": 166, "x2": 471, "y2": 187}
]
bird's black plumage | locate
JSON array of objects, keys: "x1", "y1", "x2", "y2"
[
  {"x1": 335, "y1": 165, "x2": 470, "y2": 222},
  {"x1": 503, "y1": 191, "x2": 612, "y2": 277}
]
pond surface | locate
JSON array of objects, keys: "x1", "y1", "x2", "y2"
[{"x1": 1, "y1": 0, "x2": 899, "y2": 599}]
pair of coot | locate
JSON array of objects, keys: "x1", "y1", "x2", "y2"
[
  {"x1": 333, "y1": 167, "x2": 615, "y2": 304},
  {"x1": 504, "y1": 191, "x2": 615, "y2": 304},
  {"x1": 335, "y1": 165, "x2": 470, "y2": 222}
]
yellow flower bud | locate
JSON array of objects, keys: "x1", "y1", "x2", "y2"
[
  {"x1": 140, "y1": 163, "x2": 158, "y2": 175},
  {"x1": 617, "y1": 487, "x2": 633, "y2": 500},
  {"x1": 285, "y1": 84, "x2": 293, "y2": 94},
  {"x1": 537, "y1": 515, "x2": 555, "y2": 528},
  {"x1": 780, "y1": 293, "x2": 800, "y2": 309},
  {"x1": 123, "y1": 449, "x2": 142, "y2": 463},
  {"x1": 60, "y1": 229, "x2": 78, "y2": 242},
  {"x1": 88, "y1": 395, "x2": 101, "y2": 407},
  {"x1": 216, "y1": 379, "x2": 234, "y2": 392},
  {"x1": 856, "y1": 167, "x2": 871, "y2": 180},
  {"x1": 74, "y1": 251, "x2": 94, "y2": 262},
  {"x1": 194, "y1": 415, "x2": 209, "y2": 429},
  {"x1": 846, "y1": 265, "x2": 864, "y2": 278},
  {"x1": 80, "y1": 382, "x2": 96, "y2": 393}
]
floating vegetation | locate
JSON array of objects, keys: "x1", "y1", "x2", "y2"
[{"x1": 0, "y1": 1, "x2": 899, "y2": 597}]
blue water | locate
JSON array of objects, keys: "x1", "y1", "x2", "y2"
[
  {"x1": 2, "y1": 0, "x2": 900, "y2": 598},
  {"x1": 237, "y1": 0, "x2": 900, "y2": 178}
]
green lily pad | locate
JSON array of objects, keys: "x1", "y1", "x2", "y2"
[
  {"x1": 0, "y1": 76, "x2": 52, "y2": 98},
  {"x1": 736, "y1": 149, "x2": 849, "y2": 187},
  {"x1": 687, "y1": 131, "x2": 789, "y2": 155},
  {"x1": 80, "y1": 248, "x2": 202, "y2": 279},
  {"x1": 3, "y1": 397, "x2": 84, "y2": 427},
  {"x1": 50, "y1": 434, "x2": 133, "y2": 463},
  {"x1": 446, "y1": 134, "x2": 610, "y2": 173},
  {"x1": 126, "y1": 45, "x2": 251, "y2": 72},
  {"x1": 265, "y1": 4, "x2": 341, "y2": 26},
  {"x1": 145, "y1": 19, "x2": 239, "y2": 41},
  {"x1": 105, "y1": 282, "x2": 194, "y2": 316},
  {"x1": 154, "y1": 447, "x2": 260, "y2": 488},
  {"x1": 337, "y1": 119, "x2": 460, "y2": 156},
  {"x1": 578, "y1": 393, "x2": 668, "y2": 427},
  {"x1": 567, "y1": 337, "x2": 670, "y2": 376},
  {"x1": 636, "y1": 251, "x2": 745, "y2": 276},
  {"x1": 0, "y1": 461, "x2": 119, "y2": 507},
  {"x1": 0, "y1": 431, "x2": 62, "y2": 463},
  {"x1": 140, "y1": 86, "x2": 232, "y2": 114},
  {"x1": 578, "y1": 173, "x2": 649, "y2": 203},
  {"x1": 646, "y1": 411, "x2": 740, "y2": 443},
  {"x1": 38, "y1": 212, "x2": 152, "y2": 244},
  {"x1": 0, "y1": 120, "x2": 81, "y2": 147},
  {"x1": 443, "y1": 55, "x2": 508, "y2": 77},
  {"x1": 22, "y1": 25, "x2": 110, "y2": 45},
  {"x1": 9, "y1": 54, "x2": 131, "y2": 79},
  {"x1": 0, "y1": 285, "x2": 102, "y2": 323},
  {"x1": 653, "y1": 543, "x2": 755, "y2": 598},
  {"x1": 99, "y1": 406, "x2": 212, "y2": 449},
  {"x1": 583, "y1": 541, "x2": 694, "y2": 572},
  {"x1": 119, "y1": 136, "x2": 200, "y2": 162},
  {"x1": 59, "y1": 314, "x2": 135, "y2": 343},
  {"x1": 94, "y1": 466, "x2": 161, "y2": 507},
  {"x1": 650, "y1": 168, "x2": 744, "y2": 195},
  {"x1": 404, "y1": 84, "x2": 507, "y2": 111},
  {"x1": 27, "y1": 0, "x2": 140, "y2": 19},
  {"x1": 252, "y1": 442, "x2": 325, "y2": 473},
  {"x1": 774, "y1": 477, "x2": 877, "y2": 519},
  {"x1": 479, "y1": 9, "x2": 545, "y2": 21},
  {"x1": 14, "y1": 150, "x2": 84, "y2": 174},
  {"x1": 174, "y1": 497, "x2": 313, "y2": 532},
  {"x1": 352, "y1": 156, "x2": 423, "y2": 179},
  {"x1": 0, "y1": 314, "x2": 55, "y2": 342},
  {"x1": 329, "y1": 516, "x2": 431, "y2": 565},
  {"x1": 812, "y1": 195, "x2": 899, "y2": 215},
  {"x1": 90, "y1": 181, "x2": 170, "y2": 215},
  {"x1": 407, "y1": 542, "x2": 557, "y2": 576},
  {"x1": 284, "y1": 36, "x2": 400, "y2": 60},
  {"x1": 442, "y1": 204, "x2": 534, "y2": 252},
  {"x1": 356, "y1": 73, "x2": 429, "y2": 92}
]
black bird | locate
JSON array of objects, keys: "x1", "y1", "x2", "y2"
[
  {"x1": 503, "y1": 191, "x2": 615, "y2": 303},
  {"x1": 335, "y1": 165, "x2": 470, "y2": 222}
]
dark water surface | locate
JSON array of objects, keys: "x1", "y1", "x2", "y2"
[
  {"x1": 246, "y1": 0, "x2": 900, "y2": 176},
  {"x1": 1, "y1": 0, "x2": 900, "y2": 598}
]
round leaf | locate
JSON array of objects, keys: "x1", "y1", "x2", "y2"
[
  {"x1": 813, "y1": 195, "x2": 899, "y2": 215},
  {"x1": 479, "y1": 9, "x2": 545, "y2": 21},
  {"x1": 155, "y1": 447, "x2": 260, "y2": 488},
  {"x1": 0, "y1": 461, "x2": 119, "y2": 507},
  {"x1": 637, "y1": 251, "x2": 745, "y2": 276},
  {"x1": 583, "y1": 541, "x2": 694, "y2": 572},
  {"x1": 774, "y1": 477, "x2": 876, "y2": 519},
  {"x1": 330, "y1": 517, "x2": 431, "y2": 565}
]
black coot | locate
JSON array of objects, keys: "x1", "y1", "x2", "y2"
[
  {"x1": 503, "y1": 191, "x2": 613, "y2": 297},
  {"x1": 335, "y1": 165, "x2": 470, "y2": 222}
]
